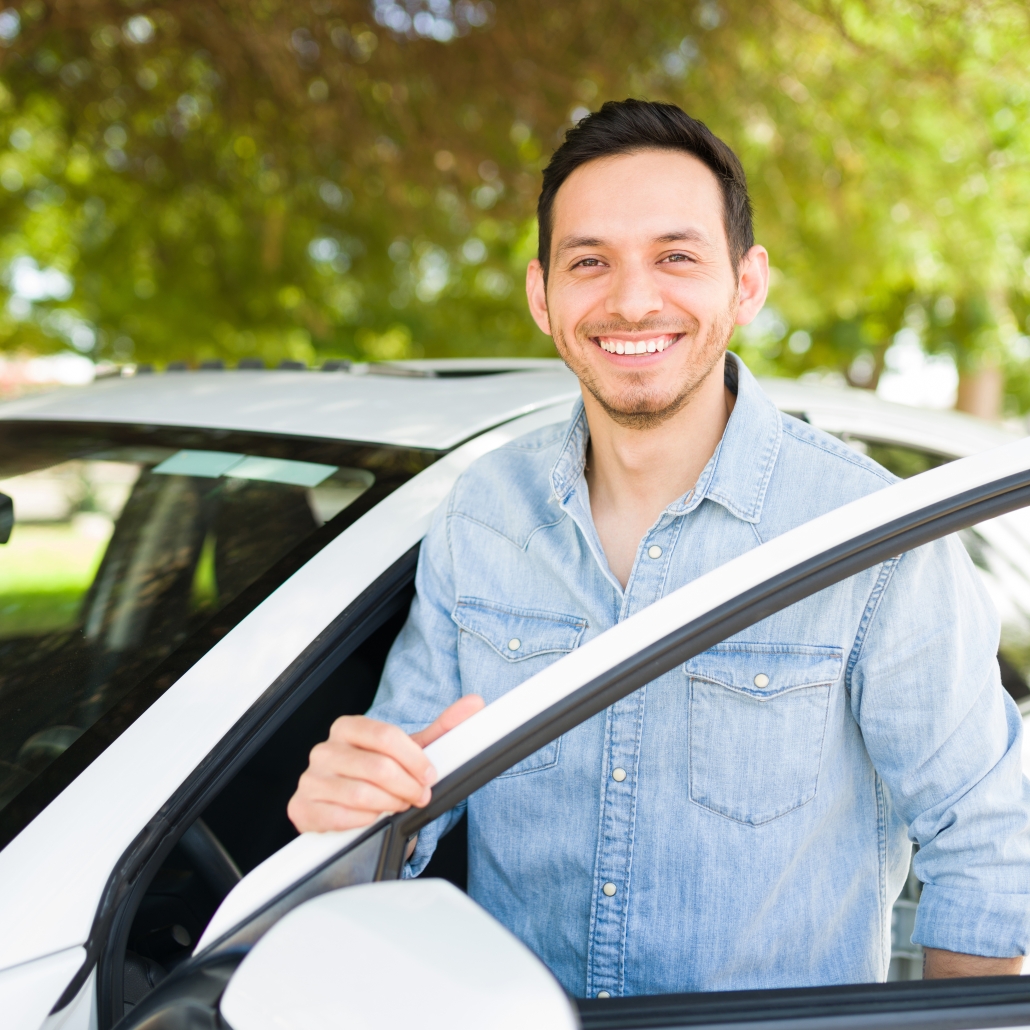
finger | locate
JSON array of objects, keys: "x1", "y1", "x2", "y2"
[
  {"x1": 328, "y1": 716, "x2": 435, "y2": 786},
  {"x1": 411, "y1": 694, "x2": 486, "y2": 749},
  {"x1": 288, "y1": 795, "x2": 385, "y2": 834},
  {"x1": 322, "y1": 747, "x2": 431, "y2": 807},
  {"x1": 297, "y1": 768, "x2": 429, "y2": 817}
]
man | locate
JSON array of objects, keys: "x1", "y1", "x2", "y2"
[{"x1": 288, "y1": 100, "x2": 1030, "y2": 995}]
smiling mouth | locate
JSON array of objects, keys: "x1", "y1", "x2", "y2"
[{"x1": 594, "y1": 334, "x2": 681, "y2": 355}]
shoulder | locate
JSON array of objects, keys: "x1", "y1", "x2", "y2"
[
  {"x1": 780, "y1": 414, "x2": 897, "y2": 486},
  {"x1": 445, "y1": 419, "x2": 567, "y2": 548},
  {"x1": 760, "y1": 412, "x2": 898, "y2": 532}
]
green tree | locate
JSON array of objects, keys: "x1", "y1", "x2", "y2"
[{"x1": 0, "y1": 1, "x2": 1027, "y2": 415}]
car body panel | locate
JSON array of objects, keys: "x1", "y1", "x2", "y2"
[
  {"x1": 0, "y1": 402, "x2": 573, "y2": 977},
  {"x1": 759, "y1": 376, "x2": 1019, "y2": 457},
  {"x1": 219, "y1": 880, "x2": 578, "y2": 1030},
  {"x1": 0, "y1": 365, "x2": 580, "y2": 449},
  {"x1": 0, "y1": 948, "x2": 86, "y2": 1030}
]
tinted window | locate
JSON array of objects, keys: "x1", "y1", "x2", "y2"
[{"x1": 0, "y1": 421, "x2": 435, "y2": 842}]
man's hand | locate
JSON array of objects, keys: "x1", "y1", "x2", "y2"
[
  {"x1": 287, "y1": 695, "x2": 485, "y2": 833},
  {"x1": 923, "y1": 947, "x2": 1023, "y2": 978}
]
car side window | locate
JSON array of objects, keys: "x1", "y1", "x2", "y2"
[{"x1": 0, "y1": 422, "x2": 433, "y2": 843}]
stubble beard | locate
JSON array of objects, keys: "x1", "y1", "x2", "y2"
[{"x1": 553, "y1": 308, "x2": 736, "y2": 431}]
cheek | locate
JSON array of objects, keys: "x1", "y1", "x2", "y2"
[{"x1": 553, "y1": 289, "x2": 607, "y2": 339}]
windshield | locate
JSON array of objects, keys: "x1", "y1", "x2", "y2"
[{"x1": 0, "y1": 421, "x2": 435, "y2": 839}]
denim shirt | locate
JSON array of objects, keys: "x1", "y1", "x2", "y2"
[{"x1": 368, "y1": 354, "x2": 1030, "y2": 996}]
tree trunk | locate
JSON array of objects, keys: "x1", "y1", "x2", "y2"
[{"x1": 955, "y1": 367, "x2": 1003, "y2": 420}]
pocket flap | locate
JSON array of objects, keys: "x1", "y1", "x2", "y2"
[
  {"x1": 686, "y1": 642, "x2": 842, "y2": 698},
  {"x1": 453, "y1": 597, "x2": 586, "y2": 662}
]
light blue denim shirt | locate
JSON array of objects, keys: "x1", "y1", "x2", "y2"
[{"x1": 368, "y1": 354, "x2": 1030, "y2": 996}]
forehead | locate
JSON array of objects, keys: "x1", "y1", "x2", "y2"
[{"x1": 551, "y1": 148, "x2": 726, "y2": 248}]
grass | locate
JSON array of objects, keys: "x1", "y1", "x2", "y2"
[{"x1": 0, "y1": 522, "x2": 110, "y2": 637}]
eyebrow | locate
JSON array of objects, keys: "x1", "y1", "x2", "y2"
[
  {"x1": 555, "y1": 228, "x2": 714, "y2": 257},
  {"x1": 653, "y1": 228, "x2": 714, "y2": 246},
  {"x1": 555, "y1": 235, "x2": 605, "y2": 256}
]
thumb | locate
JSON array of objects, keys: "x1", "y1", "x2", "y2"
[{"x1": 411, "y1": 694, "x2": 485, "y2": 749}]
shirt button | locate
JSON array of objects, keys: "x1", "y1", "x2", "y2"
[
  {"x1": 647, "y1": 544, "x2": 663, "y2": 559},
  {"x1": 753, "y1": 673, "x2": 770, "y2": 688},
  {"x1": 507, "y1": 638, "x2": 521, "y2": 651},
  {"x1": 597, "y1": 991, "x2": 611, "y2": 999},
  {"x1": 602, "y1": 882, "x2": 617, "y2": 896},
  {"x1": 612, "y1": 767, "x2": 627, "y2": 782}
]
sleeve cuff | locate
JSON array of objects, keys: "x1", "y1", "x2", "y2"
[
  {"x1": 912, "y1": 882, "x2": 1030, "y2": 957},
  {"x1": 401, "y1": 803, "x2": 466, "y2": 879}
]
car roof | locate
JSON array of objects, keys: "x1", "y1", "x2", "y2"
[
  {"x1": 0, "y1": 357, "x2": 1018, "y2": 456},
  {"x1": 758, "y1": 375, "x2": 1019, "y2": 458},
  {"x1": 0, "y1": 360, "x2": 580, "y2": 451}
]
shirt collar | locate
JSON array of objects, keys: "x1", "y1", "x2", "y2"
[{"x1": 549, "y1": 352, "x2": 783, "y2": 526}]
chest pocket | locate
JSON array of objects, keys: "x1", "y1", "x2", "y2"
[
  {"x1": 453, "y1": 597, "x2": 587, "y2": 777},
  {"x1": 687, "y1": 643, "x2": 842, "y2": 825}
]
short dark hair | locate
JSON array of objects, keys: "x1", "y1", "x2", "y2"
[{"x1": 537, "y1": 99, "x2": 754, "y2": 278}]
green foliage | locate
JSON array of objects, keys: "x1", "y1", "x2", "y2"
[{"x1": 0, "y1": 0, "x2": 1027, "y2": 408}]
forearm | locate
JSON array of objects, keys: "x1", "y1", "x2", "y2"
[{"x1": 923, "y1": 947, "x2": 1022, "y2": 978}]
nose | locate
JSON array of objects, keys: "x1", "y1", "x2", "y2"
[{"x1": 605, "y1": 256, "x2": 663, "y2": 325}]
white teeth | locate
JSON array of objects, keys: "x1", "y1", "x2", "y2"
[{"x1": 599, "y1": 336, "x2": 676, "y2": 354}]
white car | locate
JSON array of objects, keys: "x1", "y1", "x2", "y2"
[{"x1": 0, "y1": 359, "x2": 1028, "y2": 1030}]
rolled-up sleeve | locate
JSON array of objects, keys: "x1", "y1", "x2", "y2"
[
  {"x1": 849, "y1": 534, "x2": 1030, "y2": 957},
  {"x1": 366, "y1": 499, "x2": 465, "y2": 877}
]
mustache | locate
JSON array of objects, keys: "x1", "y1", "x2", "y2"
[{"x1": 577, "y1": 316, "x2": 700, "y2": 338}]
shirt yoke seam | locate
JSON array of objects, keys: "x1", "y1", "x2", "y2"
[
  {"x1": 781, "y1": 421, "x2": 897, "y2": 487},
  {"x1": 448, "y1": 508, "x2": 567, "y2": 551}
]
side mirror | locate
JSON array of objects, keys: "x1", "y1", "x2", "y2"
[
  {"x1": 0, "y1": 492, "x2": 11, "y2": 544},
  {"x1": 219, "y1": 878, "x2": 580, "y2": 1030}
]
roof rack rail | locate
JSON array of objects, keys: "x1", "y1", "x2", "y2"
[
  {"x1": 199, "y1": 359, "x2": 225, "y2": 371},
  {"x1": 237, "y1": 358, "x2": 265, "y2": 370},
  {"x1": 277, "y1": 359, "x2": 307, "y2": 371},
  {"x1": 366, "y1": 363, "x2": 437, "y2": 378}
]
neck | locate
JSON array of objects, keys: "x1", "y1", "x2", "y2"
[{"x1": 582, "y1": 354, "x2": 736, "y2": 588}]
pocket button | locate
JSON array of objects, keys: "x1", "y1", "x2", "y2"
[
  {"x1": 753, "y1": 673, "x2": 770, "y2": 688},
  {"x1": 507, "y1": 637, "x2": 521, "y2": 651}
]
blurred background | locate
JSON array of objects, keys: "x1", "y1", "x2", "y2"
[{"x1": 0, "y1": 0, "x2": 1027, "y2": 419}]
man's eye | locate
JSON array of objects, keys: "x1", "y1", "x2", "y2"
[
  {"x1": 573, "y1": 258, "x2": 603, "y2": 268},
  {"x1": 663, "y1": 253, "x2": 693, "y2": 263}
]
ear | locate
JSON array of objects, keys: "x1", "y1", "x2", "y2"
[
  {"x1": 525, "y1": 259, "x2": 552, "y2": 336},
  {"x1": 734, "y1": 245, "x2": 770, "y2": 327}
]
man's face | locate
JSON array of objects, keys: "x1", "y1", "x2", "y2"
[{"x1": 526, "y1": 149, "x2": 768, "y2": 428}]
